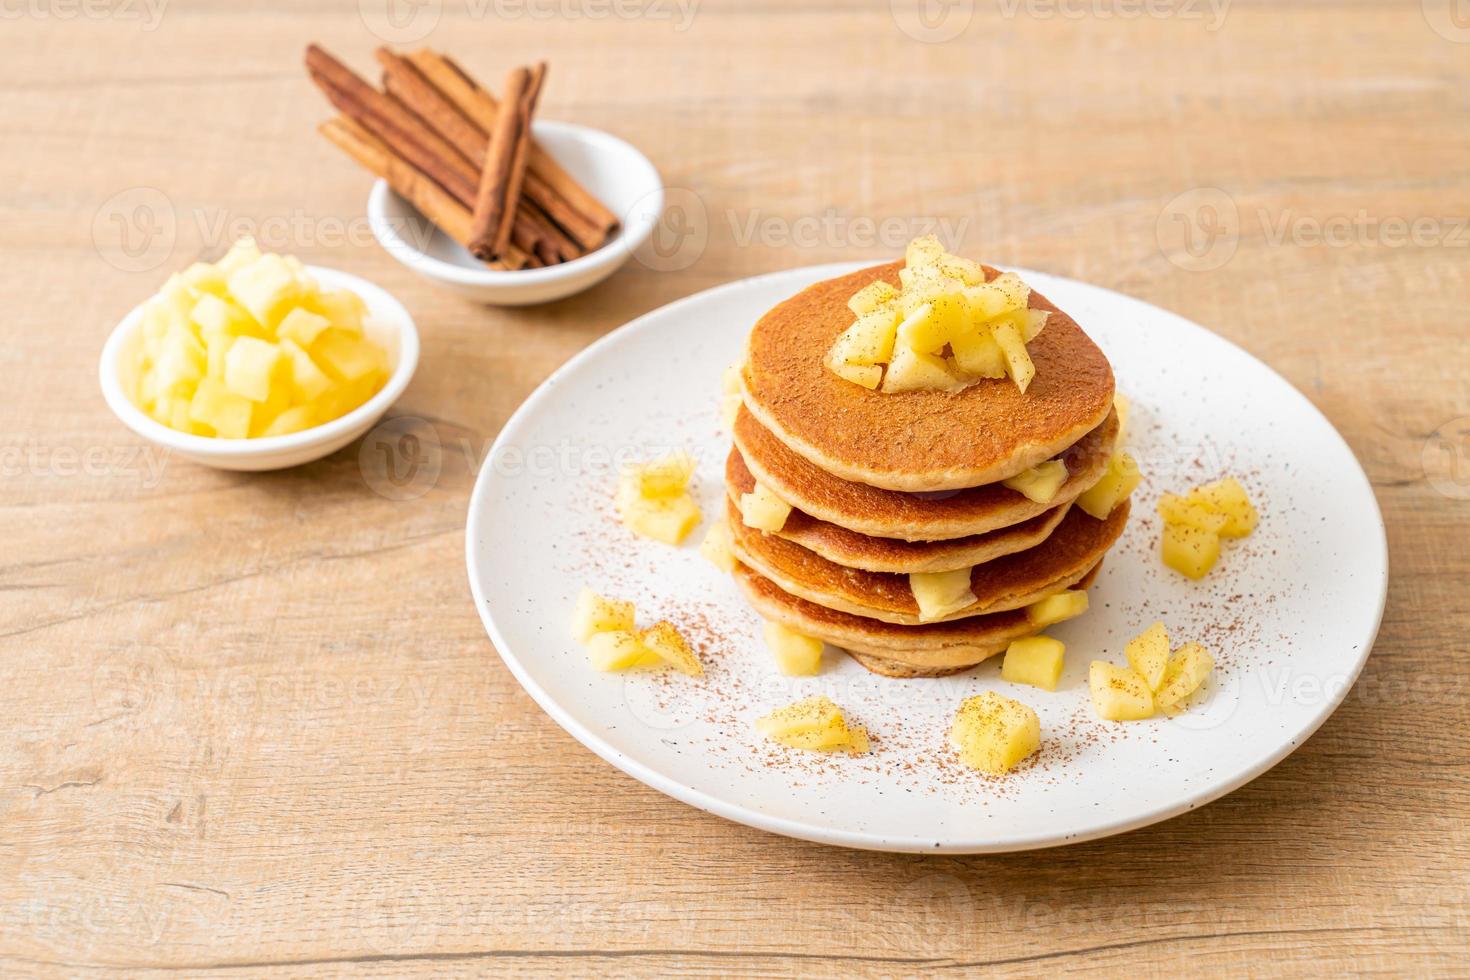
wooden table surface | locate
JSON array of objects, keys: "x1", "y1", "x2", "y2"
[{"x1": 4, "y1": 1, "x2": 1468, "y2": 975}]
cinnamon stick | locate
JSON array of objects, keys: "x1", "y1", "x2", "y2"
[
  {"x1": 408, "y1": 49, "x2": 618, "y2": 250},
  {"x1": 319, "y1": 116, "x2": 527, "y2": 270},
  {"x1": 467, "y1": 64, "x2": 543, "y2": 262},
  {"x1": 305, "y1": 44, "x2": 479, "y2": 206}
]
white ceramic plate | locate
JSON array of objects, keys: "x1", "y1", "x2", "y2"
[{"x1": 465, "y1": 263, "x2": 1387, "y2": 853}]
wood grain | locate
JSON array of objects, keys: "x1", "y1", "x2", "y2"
[{"x1": 2, "y1": 0, "x2": 1468, "y2": 974}]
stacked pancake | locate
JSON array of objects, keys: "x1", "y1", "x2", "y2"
[{"x1": 719, "y1": 260, "x2": 1130, "y2": 678}]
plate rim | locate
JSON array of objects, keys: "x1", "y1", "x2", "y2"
[{"x1": 464, "y1": 261, "x2": 1389, "y2": 853}]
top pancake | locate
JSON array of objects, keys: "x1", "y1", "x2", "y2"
[{"x1": 741, "y1": 261, "x2": 1115, "y2": 492}]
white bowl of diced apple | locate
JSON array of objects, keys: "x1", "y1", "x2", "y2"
[{"x1": 100, "y1": 243, "x2": 419, "y2": 472}]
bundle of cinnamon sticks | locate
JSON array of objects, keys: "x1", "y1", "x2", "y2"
[{"x1": 306, "y1": 45, "x2": 618, "y2": 270}]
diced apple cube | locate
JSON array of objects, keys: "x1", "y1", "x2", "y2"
[
  {"x1": 827, "y1": 359, "x2": 882, "y2": 389},
  {"x1": 247, "y1": 376, "x2": 293, "y2": 437},
  {"x1": 963, "y1": 281, "x2": 1014, "y2": 321},
  {"x1": 1114, "y1": 392, "x2": 1131, "y2": 444},
  {"x1": 619, "y1": 492, "x2": 702, "y2": 545},
  {"x1": 720, "y1": 393, "x2": 742, "y2": 432},
  {"x1": 721, "y1": 362, "x2": 743, "y2": 395},
  {"x1": 989, "y1": 271, "x2": 1030, "y2": 311},
  {"x1": 571, "y1": 588, "x2": 636, "y2": 642},
  {"x1": 1125, "y1": 621, "x2": 1169, "y2": 691},
  {"x1": 1021, "y1": 309, "x2": 1049, "y2": 342},
  {"x1": 1155, "y1": 642, "x2": 1215, "y2": 710},
  {"x1": 188, "y1": 377, "x2": 252, "y2": 439},
  {"x1": 905, "y1": 234, "x2": 945, "y2": 270},
  {"x1": 739, "y1": 481, "x2": 792, "y2": 533},
  {"x1": 1002, "y1": 459, "x2": 1068, "y2": 504},
  {"x1": 277, "y1": 307, "x2": 333, "y2": 348},
  {"x1": 992, "y1": 320, "x2": 1035, "y2": 393},
  {"x1": 278, "y1": 338, "x2": 333, "y2": 404},
  {"x1": 640, "y1": 621, "x2": 703, "y2": 676},
  {"x1": 894, "y1": 302, "x2": 956, "y2": 355},
  {"x1": 223, "y1": 336, "x2": 281, "y2": 403},
  {"x1": 950, "y1": 327, "x2": 1007, "y2": 378},
  {"x1": 258, "y1": 404, "x2": 318, "y2": 437},
  {"x1": 847, "y1": 280, "x2": 898, "y2": 315},
  {"x1": 1025, "y1": 590, "x2": 1089, "y2": 628},
  {"x1": 1157, "y1": 493, "x2": 1228, "y2": 534},
  {"x1": 624, "y1": 451, "x2": 697, "y2": 499},
  {"x1": 909, "y1": 567, "x2": 975, "y2": 622},
  {"x1": 1161, "y1": 522, "x2": 1221, "y2": 579},
  {"x1": 586, "y1": 630, "x2": 662, "y2": 671},
  {"x1": 950, "y1": 692, "x2": 1041, "y2": 775},
  {"x1": 227, "y1": 253, "x2": 302, "y2": 328},
  {"x1": 153, "y1": 325, "x2": 206, "y2": 396},
  {"x1": 881, "y1": 345, "x2": 966, "y2": 393},
  {"x1": 305, "y1": 288, "x2": 367, "y2": 334},
  {"x1": 1188, "y1": 477, "x2": 1258, "y2": 538},
  {"x1": 1076, "y1": 451, "x2": 1143, "y2": 520},
  {"x1": 935, "y1": 253, "x2": 985, "y2": 285},
  {"x1": 204, "y1": 330, "x2": 234, "y2": 380},
  {"x1": 1001, "y1": 636, "x2": 1066, "y2": 691},
  {"x1": 756, "y1": 695, "x2": 864, "y2": 753},
  {"x1": 180, "y1": 261, "x2": 228, "y2": 296},
  {"x1": 215, "y1": 237, "x2": 263, "y2": 277},
  {"x1": 1088, "y1": 662, "x2": 1155, "y2": 721},
  {"x1": 311, "y1": 329, "x2": 386, "y2": 383},
  {"x1": 762, "y1": 620, "x2": 824, "y2": 676},
  {"x1": 699, "y1": 520, "x2": 738, "y2": 573},
  {"x1": 829, "y1": 307, "x2": 901, "y2": 365}
]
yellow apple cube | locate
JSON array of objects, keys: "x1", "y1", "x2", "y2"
[
  {"x1": 640, "y1": 621, "x2": 703, "y2": 676},
  {"x1": 950, "y1": 692, "x2": 1041, "y2": 775},
  {"x1": 827, "y1": 360, "x2": 882, "y2": 389},
  {"x1": 962, "y1": 281, "x2": 1014, "y2": 320},
  {"x1": 277, "y1": 307, "x2": 334, "y2": 348},
  {"x1": 992, "y1": 320, "x2": 1035, "y2": 393},
  {"x1": 905, "y1": 234, "x2": 945, "y2": 269},
  {"x1": 1188, "y1": 477, "x2": 1258, "y2": 538},
  {"x1": 215, "y1": 236, "x2": 263, "y2": 277},
  {"x1": 1125, "y1": 621, "x2": 1169, "y2": 691},
  {"x1": 1157, "y1": 493, "x2": 1229, "y2": 534},
  {"x1": 950, "y1": 326, "x2": 1008, "y2": 378},
  {"x1": 1114, "y1": 392, "x2": 1131, "y2": 443},
  {"x1": 223, "y1": 336, "x2": 281, "y2": 403},
  {"x1": 756, "y1": 695, "x2": 865, "y2": 753},
  {"x1": 1025, "y1": 590, "x2": 1089, "y2": 628},
  {"x1": 278, "y1": 338, "x2": 333, "y2": 404},
  {"x1": 909, "y1": 567, "x2": 975, "y2": 622},
  {"x1": 1021, "y1": 309, "x2": 1049, "y2": 342},
  {"x1": 1088, "y1": 662, "x2": 1155, "y2": 721},
  {"x1": 180, "y1": 260, "x2": 228, "y2": 296},
  {"x1": 1001, "y1": 636, "x2": 1066, "y2": 691},
  {"x1": 152, "y1": 325, "x2": 206, "y2": 396},
  {"x1": 586, "y1": 630, "x2": 662, "y2": 671},
  {"x1": 203, "y1": 330, "x2": 234, "y2": 380},
  {"x1": 720, "y1": 393, "x2": 742, "y2": 432},
  {"x1": 190, "y1": 292, "x2": 261, "y2": 337},
  {"x1": 762, "y1": 620, "x2": 824, "y2": 676},
  {"x1": 847, "y1": 280, "x2": 898, "y2": 315},
  {"x1": 699, "y1": 520, "x2": 738, "y2": 573},
  {"x1": 1155, "y1": 642, "x2": 1215, "y2": 710},
  {"x1": 227, "y1": 253, "x2": 302, "y2": 328},
  {"x1": 571, "y1": 588, "x2": 635, "y2": 642},
  {"x1": 258, "y1": 404, "x2": 318, "y2": 437},
  {"x1": 626, "y1": 451, "x2": 697, "y2": 499},
  {"x1": 989, "y1": 271, "x2": 1030, "y2": 310},
  {"x1": 881, "y1": 345, "x2": 965, "y2": 393},
  {"x1": 1002, "y1": 459, "x2": 1068, "y2": 504},
  {"x1": 311, "y1": 328, "x2": 386, "y2": 383},
  {"x1": 935, "y1": 252, "x2": 985, "y2": 285},
  {"x1": 739, "y1": 481, "x2": 791, "y2": 533},
  {"x1": 1161, "y1": 522, "x2": 1221, "y2": 579},
  {"x1": 619, "y1": 492, "x2": 702, "y2": 545},
  {"x1": 1076, "y1": 451, "x2": 1142, "y2": 519},
  {"x1": 306, "y1": 288, "x2": 367, "y2": 334},
  {"x1": 188, "y1": 377, "x2": 252, "y2": 439},
  {"x1": 829, "y1": 307, "x2": 901, "y2": 365}
]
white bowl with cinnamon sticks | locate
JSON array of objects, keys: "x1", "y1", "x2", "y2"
[{"x1": 309, "y1": 46, "x2": 663, "y2": 306}]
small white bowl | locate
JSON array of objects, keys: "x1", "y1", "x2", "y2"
[
  {"x1": 99, "y1": 266, "x2": 419, "y2": 472},
  {"x1": 368, "y1": 120, "x2": 663, "y2": 305}
]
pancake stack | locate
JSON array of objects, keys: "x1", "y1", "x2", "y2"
[{"x1": 719, "y1": 260, "x2": 1130, "y2": 678}]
